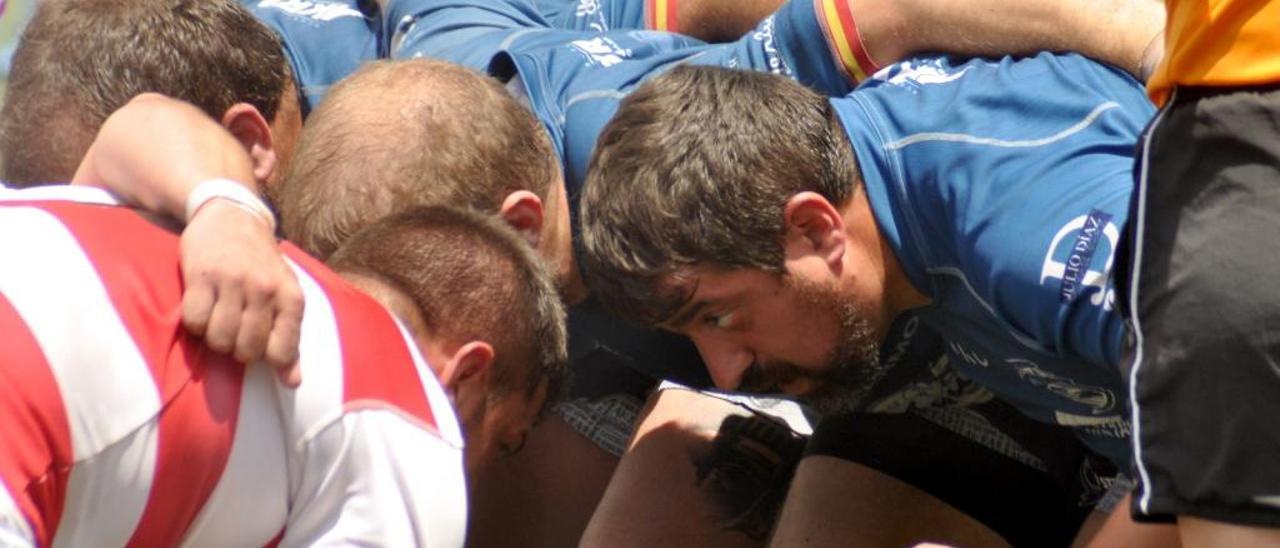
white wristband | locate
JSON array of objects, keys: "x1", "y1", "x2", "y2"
[{"x1": 184, "y1": 178, "x2": 277, "y2": 232}]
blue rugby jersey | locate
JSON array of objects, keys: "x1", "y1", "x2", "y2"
[
  {"x1": 835, "y1": 53, "x2": 1155, "y2": 465},
  {"x1": 491, "y1": 0, "x2": 854, "y2": 201},
  {"x1": 246, "y1": 0, "x2": 384, "y2": 116}
]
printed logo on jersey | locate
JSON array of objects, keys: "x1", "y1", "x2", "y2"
[
  {"x1": 574, "y1": 0, "x2": 609, "y2": 32},
  {"x1": 570, "y1": 37, "x2": 631, "y2": 67},
  {"x1": 1040, "y1": 209, "x2": 1119, "y2": 310},
  {"x1": 874, "y1": 58, "x2": 973, "y2": 89},
  {"x1": 868, "y1": 351, "x2": 995, "y2": 414},
  {"x1": 1076, "y1": 457, "x2": 1122, "y2": 508},
  {"x1": 258, "y1": 0, "x2": 363, "y2": 22},
  {"x1": 1008, "y1": 358, "x2": 1116, "y2": 415},
  {"x1": 945, "y1": 340, "x2": 1120, "y2": 420},
  {"x1": 751, "y1": 15, "x2": 792, "y2": 76},
  {"x1": 575, "y1": 0, "x2": 602, "y2": 17},
  {"x1": 948, "y1": 340, "x2": 989, "y2": 368}
]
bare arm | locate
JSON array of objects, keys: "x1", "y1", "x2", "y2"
[
  {"x1": 675, "y1": 0, "x2": 786, "y2": 42},
  {"x1": 72, "y1": 93, "x2": 304, "y2": 383},
  {"x1": 71, "y1": 94, "x2": 259, "y2": 217},
  {"x1": 855, "y1": 0, "x2": 1165, "y2": 78},
  {"x1": 679, "y1": 0, "x2": 1163, "y2": 80}
]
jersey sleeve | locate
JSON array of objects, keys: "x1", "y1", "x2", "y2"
[
  {"x1": 684, "y1": 0, "x2": 865, "y2": 96},
  {"x1": 280, "y1": 409, "x2": 467, "y2": 547}
]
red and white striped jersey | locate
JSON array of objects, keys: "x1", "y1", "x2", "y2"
[{"x1": 0, "y1": 186, "x2": 467, "y2": 547}]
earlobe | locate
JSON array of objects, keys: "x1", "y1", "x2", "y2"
[
  {"x1": 221, "y1": 103, "x2": 277, "y2": 185},
  {"x1": 499, "y1": 191, "x2": 546, "y2": 248},
  {"x1": 783, "y1": 192, "x2": 847, "y2": 268}
]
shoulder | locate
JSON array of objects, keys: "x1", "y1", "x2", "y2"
[{"x1": 279, "y1": 246, "x2": 463, "y2": 447}]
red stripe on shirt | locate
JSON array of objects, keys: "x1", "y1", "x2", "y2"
[
  {"x1": 31, "y1": 202, "x2": 242, "y2": 546},
  {"x1": 284, "y1": 245, "x2": 438, "y2": 429},
  {"x1": 0, "y1": 292, "x2": 73, "y2": 547},
  {"x1": 126, "y1": 348, "x2": 245, "y2": 547}
]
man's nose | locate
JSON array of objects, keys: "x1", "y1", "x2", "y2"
[{"x1": 690, "y1": 334, "x2": 752, "y2": 390}]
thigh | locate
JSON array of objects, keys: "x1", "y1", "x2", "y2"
[{"x1": 772, "y1": 456, "x2": 1009, "y2": 548}]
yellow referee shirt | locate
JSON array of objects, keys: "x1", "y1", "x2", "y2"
[{"x1": 1149, "y1": 0, "x2": 1280, "y2": 105}]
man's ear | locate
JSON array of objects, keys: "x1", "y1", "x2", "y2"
[
  {"x1": 221, "y1": 103, "x2": 277, "y2": 185},
  {"x1": 783, "y1": 192, "x2": 847, "y2": 270},
  {"x1": 499, "y1": 190, "x2": 545, "y2": 248},
  {"x1": 439, "y1": 340, "x2": 496, "y2": 395}
]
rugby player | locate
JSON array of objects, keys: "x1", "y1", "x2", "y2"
[
  {"x1": 576, "y1": 53, "x2": 1170, "y2": 544},
  {"x1": 0, "y1": 94, "x2": 567, "y2": 546}
]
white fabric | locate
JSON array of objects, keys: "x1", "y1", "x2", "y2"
[
  {"x1": 0, "y1": 479, "x2": 35, "y2": 547},
  {"x1": 282, "y1": 410, "x2": 468, "y2": 547},
  {"x1": 656, "y1": 380, "x2": 816, "y2": 436}
]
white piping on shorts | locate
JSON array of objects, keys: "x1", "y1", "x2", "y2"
[{"x1": 1127, "y1": 89, "x2": 1175, "y2": 515}]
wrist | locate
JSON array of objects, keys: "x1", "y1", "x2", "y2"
[{"x1": 185, "y1": 178, "x2": 277, "y2": 232}]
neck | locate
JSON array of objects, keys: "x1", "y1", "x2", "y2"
[
  {"x1": 880, "y1": 234, "x2": 930, "y2": 316},
  {"x1": 841, "y1": 185, "x2": 930, "y2": 324}
]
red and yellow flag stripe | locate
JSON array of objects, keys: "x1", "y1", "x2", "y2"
[
  {"x1": 815, "y1": 0, "x2": 878, "y2": 84},
  {"x1": 646, "y1": 0, "x2": 679, "y2": 32}
]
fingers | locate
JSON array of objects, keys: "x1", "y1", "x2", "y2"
[
  {"x1": 203, "y1": 277, "x2": 246, "y2": 356},
  {"x1": 187, "y1": 268, "x2": 304, "y2": 381},
  {"x1": 265, "y1": 277, "x2": 305, "y2": 386},
  {"x1": 182, "y1": 278, "x2": 216, "y2": 337},
  {"x1": 276, "y1": 361, "x2": 303, "y2": 388},
  {"x1": 234, "y1": 274, "x2": 276, "y2": 365},
  {"x1": 179, "y1": 201, "x2": 304, "y2": 385}
]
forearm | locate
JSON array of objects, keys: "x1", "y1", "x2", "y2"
[
  {"x1": 854, "y1": 0, "x2": 1165, "y2": 78},
  {"x1": 676, "y1": 0, "x2": 786, "y2": 42},
  {"x1": 71, "y1": 93, "x2": 258, "y2": 221}
]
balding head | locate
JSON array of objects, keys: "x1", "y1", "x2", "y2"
[{"x1": 279, "y1": 59, "x2": 558, "y2": 260}]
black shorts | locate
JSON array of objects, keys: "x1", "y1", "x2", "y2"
[
  {"x1": 1120, "y1": 83, "x2": 1280, "y2": 526},
  {"x1": 808, "y1": 398, "x2": 1117, "y2": 547}
]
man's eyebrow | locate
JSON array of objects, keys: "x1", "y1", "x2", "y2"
[{"x1": 659, "y1": 298, "x2": 711, "y2": 331}]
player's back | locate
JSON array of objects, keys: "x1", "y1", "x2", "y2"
[{"x1": 0, "y1": 187, "x2": 466, "y2": 547}]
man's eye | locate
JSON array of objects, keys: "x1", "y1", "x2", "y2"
[{"x1": 704, "y1": 311, "x2": 736, "y2": 329}]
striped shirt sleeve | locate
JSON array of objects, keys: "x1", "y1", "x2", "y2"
[{"x1": 813, "y1": 0, "x2": 879, "y2": 84}]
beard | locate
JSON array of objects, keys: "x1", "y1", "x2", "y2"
[{"x1": 781, "y1": 275, "x2": 887, "y2": 416}]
